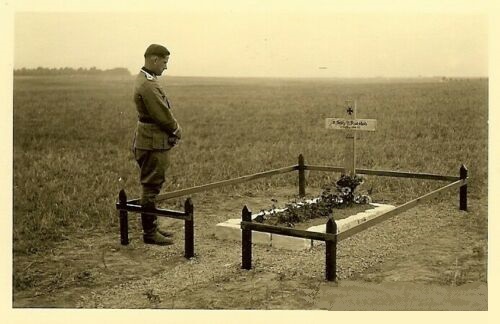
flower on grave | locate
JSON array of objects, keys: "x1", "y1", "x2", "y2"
[
  {"x1": 259, "y1": 174, "x2": 373, "y2": 227},
  {"x1": 340, "y1": 186, "x2": 351, "y2": 196},
  {"x1": 254, "y1": 213, "x2": 266, "y2": 223},
  {"x1": 360, "y1": 195, "x2": 372, "y2": 204},
  {"x1": 336, "y1": 174, "x2": 365, "y2": 193},
  {"x1": 354, "y1": 194, "x2": 373, "y2": 204}
]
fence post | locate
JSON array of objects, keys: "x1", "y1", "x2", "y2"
[
  {"x1": 298, "y1": 154, "x2": 306, "y2": 197},
  {"x1": 325, "y1": 217, "x2": 337, "y2": 281},
  {"x1": 242, "y1": 205, "x2": 252, "y2": 270},
  {"x1": 118, "y1": 189, "x2": 129, "y2": 245},
  {"x1": 460, "y1": 165, "x2": 468, "y2": 211},
  {"x1": 184, "y1": 197, "x2": 195, "y2": 259}
]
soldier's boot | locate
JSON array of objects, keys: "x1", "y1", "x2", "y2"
[
  {"x1": 157, "y1": 228, "x2": 174, "y2": 237},
  {"x1": 143, "y1": 231, "x2": 174, "y2": 246},
  {"x1": 141, "y1": 212, "x2": 173, "y2": 246},
  {"x1": 141, "y1": 201, "x2": 174, "y2": 238}
]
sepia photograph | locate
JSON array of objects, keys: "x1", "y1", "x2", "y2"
[{"x1": 3, "y1": 0, "x2": 495, "y2": 318}]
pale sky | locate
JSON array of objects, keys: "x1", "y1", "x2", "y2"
[{"x1": 12, "y1": 3, "x2": 490, "y2": 78}]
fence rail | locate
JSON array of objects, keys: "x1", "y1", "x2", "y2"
[
  {"x1": 116, "y1": 203, "x2": 190, "y2": 220},
  {"x1": 116, "y1": 154, "x2": 468, "y2": 280},
  {"x1": 127, "y1": 162, "x2": 462, "y2": 204},
  {"x1": 240, "y1": 221, "x2": 336, "y2": 241},
  {"x1": 305, "y1": 165, "x2": 460, "y2": 181},
  {"x1": 241, "y1": 206, "x2": 339, "y2": 281},
  {"x1": 115, "y1": 189, "x2": 195, "y2": 259},
  {"x1": 238, "y1": 159, "x2": 469, "y2": 282},
  {"x1": 127, "y1": 165, "x2": 297, "y2": 204},
  {"x1": 337, "y1": 178, "x2": 466, "y2": 241}
]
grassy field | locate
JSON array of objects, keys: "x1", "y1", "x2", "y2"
[{"x1": 13, "y1": 75, "x2": 488, "y2": 256}]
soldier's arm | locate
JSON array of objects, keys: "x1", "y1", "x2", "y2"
[{"x1": 141, "y1": 83, "x2": 180, "y2": 136}]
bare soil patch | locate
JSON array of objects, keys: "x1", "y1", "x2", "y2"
[{"x1": 12, "y1": 187, "x2": 487, "y2": 310}]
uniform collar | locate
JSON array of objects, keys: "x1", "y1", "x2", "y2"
[{"x1": 140, "y1": 67, "x2": 157, "y2": 80}]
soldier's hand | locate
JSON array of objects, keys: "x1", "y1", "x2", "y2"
[
  {"x1": 173, "y1": 126, "x2": 182, "y2": 140},
  {"x1": 168, "y1": 136, "x2": 180, "y2": 147}
]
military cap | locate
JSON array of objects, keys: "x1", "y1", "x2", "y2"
[{"x1": 144, "y1": 44, "x2": 170, "y2": 58}]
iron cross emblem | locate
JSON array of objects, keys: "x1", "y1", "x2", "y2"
[{"x1": 347, "y1": 105, "x2": 354, "y2": 115}]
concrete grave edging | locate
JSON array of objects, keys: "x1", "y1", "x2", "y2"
[{"x1": 215, "y1": 202, "x2": 395, "y2": 250}]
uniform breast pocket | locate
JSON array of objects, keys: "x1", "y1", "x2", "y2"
[{"x1": 157, "y1": 88, "x2": 171, "y2": 109}]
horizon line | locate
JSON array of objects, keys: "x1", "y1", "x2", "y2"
[
  {"x1": 12, "y1": 67, "x2": 488, "y2": 79},
  {"x1": 13, "y1": 73, "x2": 489, "y2": 79}
]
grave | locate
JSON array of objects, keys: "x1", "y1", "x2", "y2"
[
  {"x1": 215, "y1": 100, "x2": 390, "y2": 251},
  {"x1": 116, "y1": 99, "x2": 467, "y2": 280},
  {"x1": 214, "y1": 202, "x2": 395, "y2": 250}
]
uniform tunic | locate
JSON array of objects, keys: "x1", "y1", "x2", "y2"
[{"x1": 132, "y1": 67, "x2": 181, "y2": 233}]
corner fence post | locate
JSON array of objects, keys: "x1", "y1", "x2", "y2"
[
  {"x1": 242, "y1": 206, "x2": 252, "y2": 270},
  {"x1": 325, "y1": 217, "x2": 338, "y2": 281},
  {"x1": 184, "y1": 197, "x2": 195, "y2": 259},
  {"x1": 460, "y1": 165, "x2": 468, "y2": 211},
  {"x1": 298, "y1": 154, "x2": 306, "y2": 197},
  {"x1": 118, "y1": 189, "x2": 129, "y2": 245}
]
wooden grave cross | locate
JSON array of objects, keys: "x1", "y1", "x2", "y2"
[{"x1": 325, "y1": 100, "x2": 377, "y2": 176}]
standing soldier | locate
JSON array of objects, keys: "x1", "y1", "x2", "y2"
[{"x1": 133, "y1": 44, "x2": 182, "y2": 245}]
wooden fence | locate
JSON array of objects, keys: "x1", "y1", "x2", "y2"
[
  {"x1": 239, "y1": 157, "x2": 468, "y2": 281},
  {"x1": 115, "y1": 190, "x2": 194, "y2": 259},
  {"x1": 241, "y1": 206, "x2": 339, "y2": 281},
  {"x1": 116, "y1": 154, "x2": 468, "y2": 269}
]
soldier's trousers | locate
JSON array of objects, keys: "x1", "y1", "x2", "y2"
[{"x1": 134, "y1": 148, "x2": 170, "y2": 235}]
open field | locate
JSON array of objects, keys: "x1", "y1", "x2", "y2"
[{"x1": 13, "y1": 75, "x2": 488, "y2": 309}]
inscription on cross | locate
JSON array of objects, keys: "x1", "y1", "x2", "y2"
[{"x1": 325, "y1": 100, "x2": 377, "y2": 176}]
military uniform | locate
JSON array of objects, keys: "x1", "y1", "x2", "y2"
[{"x1": 133, "y1": 66, "x2": 181, "y2": 239}]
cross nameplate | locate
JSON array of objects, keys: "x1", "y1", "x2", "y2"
[{"x1": 325, "y1": 100, "x2": 377, "y2": 175}]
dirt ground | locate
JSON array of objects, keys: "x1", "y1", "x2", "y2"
[{"x1": 12, "y1": 187, "x2": 488, "y2": 310}]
